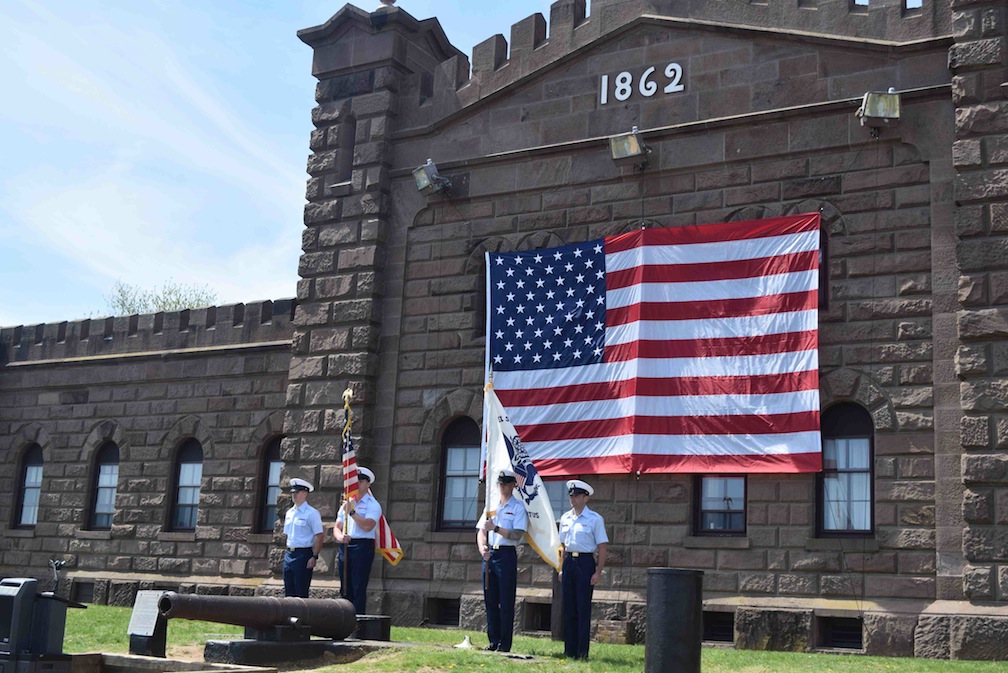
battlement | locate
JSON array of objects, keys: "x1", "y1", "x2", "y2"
[
  {"x1": 0, "y1": 299, "x2": 296, "y2": 365},
  {"x1": 453, "y1": 0, "x2": 950, "y2": 106}
]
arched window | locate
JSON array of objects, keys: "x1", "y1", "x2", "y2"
[
  {"x1": 16, "y1": 444, "x2": 44, "y2": 528},
  {"x1": 90, "y1": 442, "x2": 119, "y2": 529},
  {"x1": 259, "y1": 436, "x2": 283, "y2": 533},
  {"x1": 818, "y1": 402, "x2": 874, "y2": 535},
  {"x1": 171, "y1": 439, "x2": 203, "y2": 531},
  {"x1": 438, "y1": 417, "x2": 482, "y2": 530}
]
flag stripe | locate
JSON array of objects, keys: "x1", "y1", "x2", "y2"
[
  {"x1": 534, "y1": 451, "x2": 823, "y2": 475},
  {"x1": 606, "y1": 250, "x2": 819, "y2": 288},
  {"x1": 607, "y1": 329, "x2": 817, "y2": 361},
  {"x1": 606, "y1": 310, "x2": 819, "y2": 343},
  {"x1": 608, "y1": 290, "x2": 818, "y2": 324},
  {"x1": 605, "y1": 213, "x2": 820, "y2": 253},
  {"x1": 523, "y1": 431, "x2": 822, "y2": 459},
  {"x1": 516, "y1": 411, "x2": 820, "y2": 443},
  {"x1": 495, "y1": 370, "x2": 820, "y2": 407}
]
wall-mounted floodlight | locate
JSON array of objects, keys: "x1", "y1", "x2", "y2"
[
  {"x1": 856, "y1": 88, "x2": 900, "y2": 129},
  {"x1": 413, "y1": 158, "x2": 451, "y2": 196},
  {"x1": 609, "y1": 126, "x2": 651, "y2": 169}
]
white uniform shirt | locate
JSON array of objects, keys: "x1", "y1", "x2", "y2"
[
  {"x1": 344, "y1": 491, "x2": 382, "y2": 540},
  {"x1": 477, "y1": 495, "x2": 528, "y2": 547},
  {"x1": 559, "y1": 505, "x2": 608, "y2": 553},
  {"x1": 283, "y1": 500, "x2": 323, "y2": 548}
]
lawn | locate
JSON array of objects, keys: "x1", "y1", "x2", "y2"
[{"x1": 66, "y1": 605, "x2": 1008, "y2": 672}]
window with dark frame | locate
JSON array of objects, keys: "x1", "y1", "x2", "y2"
[
  {"x1": 260, "y1": 436, "x2": 284, "y2": 533},
  {"x1": 439, "y1": 417, "x2": 482, "y2": 530},
  {"x1": 695, "y1": 475, "x2": 746, "y2": 535},
  {"x1": 818, "y1": 402, "x2": 874, "y2": 536},
  {"x1": 16, "y1": 443, "x2": 44, "y2": 528},
  {"x1": 172, "y1": 438, "x2": 203, "y2": 531},
  {"x1": 90, "y1": 442, "x2": 119, "y2": 529}
]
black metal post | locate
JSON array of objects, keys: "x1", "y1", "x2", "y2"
[{"x1": 644, "y1": 568, "x2": 703, "y2": 673}]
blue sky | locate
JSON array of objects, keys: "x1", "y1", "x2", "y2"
[{"x1": 0, "y1": 0, "x2": 564, "y2": 327}]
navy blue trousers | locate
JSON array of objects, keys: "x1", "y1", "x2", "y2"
[
  {"x1": 337, "y1": 539, "x2": 375, "y2": 615},
  {"x1": 482, "y1": 546, "x2": 517, "y2": 652},
  {"x1": 283, "y1": 548, "x2": 314, "y2": 598},
  {"x1": 562, "y1": 553, "x2": 596, "y2": 659}
]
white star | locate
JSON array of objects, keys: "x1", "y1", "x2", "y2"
[
  {"x1": 545, "y1": 265, "x2": 554, "y2": 275},
  {"x1": 553, "y1": 352, "x2": 562, "y2": 361},
  {"x1": 515, "y1": 256, "x2": 524, "y2": 266},
  {"x1": 556, "y1": 302, "x2": 565, "y2": 311},
  {"x1": 515, "y1": 329, "x2": 524, "y2": 339},
  {"x1": 543, "y1": 339, "x2": 553, "y2": 349},
  {"x1": 497, "y1": 305, "x2": 505, "y2": 314},
  {"x1": 506, "y1": 267, "x2": 515, "y2": 277},
  {"x1": 525, "y1": 341, "x2": 533, "y2": 351},
  {"x1": 556, "y1": 276, "x2": 565, "y2": 286},
  {"x1": 564, "y1": 338, "x2": 574, "y2": 348},
  {"x1": 574, "y1": 324, "x2": 584, "y2": 333},
  {"x1": 516, "y1": 280, "x2": 525, "y2": 289},
  {"x1": 526, "y1": 267, "x2": 534, "y2": 276},
  {"x1": 494, "y1": 355, "x2": 503, "y2": 364},
  {"x1": 526, "y1": 292, "x2": 534, "y2": 301},
  {"x1": 554, "y1": 326, "x2": 563, "y2": 336},
  {"x1": 526, "y1": 317, "x2": 534, "y2": 325},
  {"x1": 536, "y1": 279, "x2": 545, "y2": 288},
  {"x1": 585, "y1": 259, "x2": 594, "y2": 268},
  {"x1": 573, "y1": 248, "x2": 583, "y2": 258},
  {"x1": 495, "y1": 330, "x2": 504, "y2": 339},
  {"x1": 545, "y1": 315, "x2": 554, "y2": 324},
  {"x1": 594, "y1": 347, "x2": 603, "y2": 356},
  {"x1": 546, "y1": 290, "x2": 555, "y2": 299},
  {"x1": 496, "y1": 256, "x2": 505, "y2": 265},
  {"x1": 516, "y1": 305, "x2": 525, "y2": 314},
  {"x1": 586, "y1": 286, "x2": 595, "y2": 294},
  {"x1": 506, "y1": 292, "x2": 515, "y2": 302},
  {"x1": 565, "y1": 262, "x2": 574, "y2": 272},
  {"x1": 573, "y1": 349, "x2": 582, "y2": 358},
  {"x1": 596, "y1": 321, "x2": 604, "y2": 331},
  {"x1": 566, "y1": 288, "x2": 575, "y2": 297},
  {"x1": 594, "y1": 243, "x2": 603, "y2": 254},
  {"x1": 513, "y1": 354, "x2": 522, "y2": 364},
  {"x1": 596, "y1": 270, "x2": 604, "y2": 279},
  {"x1": 576, "y1": 299, "x2": 585, "y2": 308},
  {"x1": 536, "y1": 304, "x2": 545, "y2": 313},
  {"x1": 534, "y1": 254, "x2": 543, "y2": 263},
  {"x1": 505, "y1": 342, "x2": 514, "y2": 351},
  {"x1": 584, "y1": 334, "x2": 593, "y2": 344},
  {"x1": 497, "y1": 281, "x2": 505, "y2": 290},
  {"x1": 554, "y1": 251, "x2": 563, "y2": 261},
  {"x1": 534, "y1": 328, "x2": 543, "y2": 338},
  {"x1": 575, "y1": 273, "x2": 585, "y2": 283},
  {"x1": 533, "y1": 353, "x2": 542, "y2": 363},
  {"x1": 585, "y1": 310, "x2": 595, "y2": 320},
  {"x1": 506, "y1": 317, "x2": 515, "y2": 327}
]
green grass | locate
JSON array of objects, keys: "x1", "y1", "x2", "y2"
[{"x1": 66, "y1": 605, "x2": 1008, "y2": 672}]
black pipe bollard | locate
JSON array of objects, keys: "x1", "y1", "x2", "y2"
[{"x1": 645, "y1": 568, "x2": 703, "y2": 673}]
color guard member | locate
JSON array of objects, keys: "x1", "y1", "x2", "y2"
[
  {"x1": 558, "y1": 479, "x2": 608, "y2": 660},
  {"x1": 334, "y1": 466, "x2": 381, "y2": 615},
  {"x1": 476, "y1": 468, "x2": 528, "y2": 652},
  {"x1": 282, "y1": 478, "x2": 324, "y2": 598}
]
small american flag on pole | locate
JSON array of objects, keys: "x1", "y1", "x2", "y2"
[
  {"x1": 485, "y1": 214, "x2": 823, "y2": 476},
  {"x1": 341, "y1": 394, "x2": 404, "y2": 565}
]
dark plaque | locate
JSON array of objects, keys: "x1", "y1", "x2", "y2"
[{"x1": 127, "y1": 590, "x2": 164, "y2": 637}]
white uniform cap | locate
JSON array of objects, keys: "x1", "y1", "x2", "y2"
[
  {"x1": 358, "y1": 467, "x2": 376, "y2": 484},
  {"x1": 566, "y1": 479, "x2": 593, "y2": 496},
  {"x1": 289, "y1": 477, "x2": 314, "y2": 493},
  {"x1": 497, "y1": 467, "x2": 517, "y2": 483}
]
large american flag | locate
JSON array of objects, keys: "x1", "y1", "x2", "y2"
[{"x1": 485, "y1": 214, "x2": 822, "y2": 476}]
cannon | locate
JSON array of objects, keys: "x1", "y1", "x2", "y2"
[{"x1": 157, "y1": 592, "x2": 357, "y2": 641}]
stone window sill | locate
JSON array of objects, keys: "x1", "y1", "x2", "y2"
[
  {"x1": 75, "y1": 529, "x2": 111, "y2": 540},
  {"x1": 157, "y1": 531, "x2": 197, "y2": 542},
  {"x1": 247, "y1": 533, "x2": 275, "y2": 544},
  {"x1": 6, "y1": 528, "x2": 35, "y2": 538},
  {"x1": 805, "y1": 537, "x2": 878, "y2": 552},
  {"x1": 328, "y1": 181, "x2": 352, "y2": 197},
  {"x1": 683, "y1": 535, "x2": 750, "y2": 549}
]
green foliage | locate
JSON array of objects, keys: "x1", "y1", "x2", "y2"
[
  {"x1": 65, "y1": 607, "x2": 1008, "y2": 672},
  {"x1": 105, "y1": 278, "x2": 218, "y2": 315}
]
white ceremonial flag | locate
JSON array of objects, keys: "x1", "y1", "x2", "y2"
[{"x1": 480, "y1": 382, "x2": 562, "y2": 571}]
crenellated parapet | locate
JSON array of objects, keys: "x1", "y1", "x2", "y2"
[{"x1": 0, "y1": 299, "x2": 296, "y2": 365}]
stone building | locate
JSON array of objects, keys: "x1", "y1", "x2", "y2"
[{"x1": 2, "y1": 0, "x2": 1007, "y2": 661}]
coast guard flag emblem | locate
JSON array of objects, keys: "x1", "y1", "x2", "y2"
[
  {"x1": 479, "y1": 383, "x2": 562, "y2": 571},
  {"x1": 485, "y1": 213, "x2": 822, "y2": 476}
]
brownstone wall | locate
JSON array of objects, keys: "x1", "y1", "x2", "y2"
[{"x1": 0, "y1": 300, "x2": 294, "y2": 601}]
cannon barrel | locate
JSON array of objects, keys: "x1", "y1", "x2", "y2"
[{"x1": 157, "y1": 592, "x2": 357, "y2": 640}]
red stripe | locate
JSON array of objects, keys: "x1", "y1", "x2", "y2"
[
  {"x1": 606, "y1": 250, "x2": 818, "y2": 290},
  {"x1": 517, "y1": 411, "x2": 821, "y2": 443},
  {"x1": 608, "y1": 290, "x2": 818, "y2": 325},
  {"x1": 606, "y1": 330, "x2": 818, "y2": 361},
  {"x1": 605, "y1": 213, "x2": 820, "y2": 253},
  {"x1": 536, "y1": 451, "x2": 823, "y2": 476},
  {"x1": 495, "y1": 370, "x2": 820, "y2": 407}
]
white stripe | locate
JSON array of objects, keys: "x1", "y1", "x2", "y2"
[
  {"x1": 507, "y1": 390, "x2": 820, "y2": 426},
  {"x1": 607, "y1": 270, "x2": 818, "y2": 308},
  {"x1": 606, "y1": 230, "x2": 819, "y2": 271},
  {"x1": 493, "y1": 349, "x2": 819, "y2": 390},
  {"x1": 521, "y1": 431, "x2": 822, "y2": 460},
  {"x1": 606, "y1": 309, "x2": 819, "y2": 343}
]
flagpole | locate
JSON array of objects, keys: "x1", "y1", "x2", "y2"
[{"x1": 341, "y1": 387, "x2": 353, "y2": 602}]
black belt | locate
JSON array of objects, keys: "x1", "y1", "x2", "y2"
[
  {"x1": 491, "y1": 545, "x2": 516, "y2": 553},
  {"x1": 287, "y1": 547, "x2": 313, "y2": 552},
  {"x1": 564, "y1": 551, "x2": 594, "y2": 558},
  {"x1": 348, "y1": 538, "x2": 374, "y2": 544}
]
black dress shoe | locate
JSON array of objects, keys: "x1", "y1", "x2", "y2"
[{"x1": 484, "y1": 644, "x2": 498, "y2": 651}]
